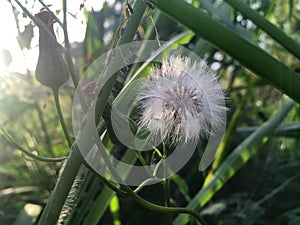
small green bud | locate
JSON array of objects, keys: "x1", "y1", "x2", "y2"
[{"x1": 35, "y1": 11, "x2": 69, "y2": 90}]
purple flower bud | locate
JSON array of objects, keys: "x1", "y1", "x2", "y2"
[{"x1": 35, "y1": 11, "x2": 69, "y2": 90}]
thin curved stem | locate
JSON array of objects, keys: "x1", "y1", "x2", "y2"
[
  {"x1": 133, "y1": 178, "x2": 162, "y2": 193},
  {"x1": 1, "y1": 128, "x2": 67, "y2": 162},
  {"x1": 38, "y1": 0, "x2": 64, "y2": 28},
  {"x1": 126, "y1": 186, "x2": 207, "y2": 225},
  {"x1": 81, "y1": 160, "x2": 129, "y2": 197},
  {"x1": 52, "y1": 89, "x2": 73, "y2": 148},
  {"x1": 134, "y1": 150, "x2": 154, "y2": 177},
  {"x1": 93, "y1": 136, "x2": 207, "y2": 225}
]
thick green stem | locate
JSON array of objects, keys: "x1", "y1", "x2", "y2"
[
  {"x1": 118, "y1": 0, "x2": 147, "y2": 45},
  {"x1": 37, "y1": 2, "x2": 148, "y2": 225},
  {"x1": 94, "y1": 0, "x2": 147, "y2": 125},
  {"x1": 37, "y1": 147, "x2": 82, "y2": 225}
]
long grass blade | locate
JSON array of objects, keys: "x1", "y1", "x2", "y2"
[
  {"x1": 223, "y1": 0, "x2": 300, "y2": 59},
  {"x1": 174, "y1": 100, "x2": 295, "y2": 225},
  {"x1": 148, "y1": 0, "x2": 300, "y2": 103}
]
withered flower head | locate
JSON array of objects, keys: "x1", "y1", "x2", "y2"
[
  {"x1": 137, "y1": 56, "x2": 227, "y2": 145},
  {"x1": 35, "y1": 11, "x2": 69, "y2": 90}
]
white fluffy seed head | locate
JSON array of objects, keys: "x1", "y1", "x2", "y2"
[{"x1": 137, "y1": 56, "x2": 227, "y2": 145}]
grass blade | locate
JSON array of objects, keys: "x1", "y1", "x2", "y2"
[
  {"x1": 148, "y1": 0, "x2": 300, "y2": 103},
  {"x1": 223, "y1": 0, "x2": 300, "y2": 59},
  {"x1": 174, "y1": 100, "x2": 295, "y2": 225}
]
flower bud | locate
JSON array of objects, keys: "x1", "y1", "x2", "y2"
[{"x1": 35, "y1": 11, "x2": 69, "y2": 90}]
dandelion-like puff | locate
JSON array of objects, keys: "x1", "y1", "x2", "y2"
[{"x1": 137, "y1": 56, "x2": 227, "y2": 145}]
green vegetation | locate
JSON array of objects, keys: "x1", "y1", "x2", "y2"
[{"x1": 0, "y1": 0, "x2": 299, "y2": 225}]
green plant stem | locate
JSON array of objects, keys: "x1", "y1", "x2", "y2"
[
  {"x1": 148, "y1": 0, "x2": 300, "y2": 103},
  {"x1": 14, "y1": 0, "x2": 58, "y2": 47},
  {"x1": 63, "y1": 170, "x2": 94, "y2": 225},
  {"x1": 119, "y1": 0, "x2": 147, "y2": 45},
  {"x1": 126, "y1": 187, "x2": 207, "y2": 225},
  {"x1": 135, "y1": 150, "x2": 149, "y2": 168},
  {"x1": 134, "y1": 150, "x2": 154, "y2": 177},
  {"x1": 14, "y1": 0, "x2": 79, "y2": 88},
  {"x1": 144, "y1": 10, "x2": 161, "y2": 41},
  {"x1": 162, "y1": 144, "x2": 172, "y2": 224},
  {"x1": 62, "y1": 0, "x2": 79, "y2": 88},
  {"x1": 0, "y1": 128, "x2": 67, "y2": 162},
  {"x1": 36, "y1": 119, "x2": 106, "y2": 225},
  {"x1": 38, "y1": 0, "x2": 64, "y2": 28},
  {"x1": 174, "y1": 100, "x2": 295, "y2": 225},
  {"x1": 163, "y1": 178, "x2": 172, "y2": 225},
  {"x1": 58, "y1": 165, "x2": 89, "y2": 225},
  {"x1": 34, "y1": 102, "x2": 54, "y2": 156},
  {"x1": 37, "y1": 2, "x2": 148, "y2": 224},
  {"x1": 97, "y1": 149, "x2": 207, "y2": 225},
  {"x1": 52, "y1": 89, "x2": 73, "y2": 148},
  {"x1": 92, "y1": 132, "x2": 207, "y2": 225},
  {"x1": 203, "y1": 79, "x2": 254, "y2": 186},
  {"x1": 133, "y1": 178, "x2": 162, "y2": 193},
  {"x1": 256, "y1": 172, "x2": 300, "y2": 205},
  {"x1": 37, "y1": 146, "x2": 82, "y2": 225},
  {"x1": 82, "y1": 151, "x2": 129, "y2": 197},
  {"x1": 94, "y1": 0, "x2": 147, "y2": 125},
  {"x1": 163, "y1": 179, "x2": 171, "y2": 208},
  {"x1": 223, "y1": 0, "x2": 300, "y2": 59}
]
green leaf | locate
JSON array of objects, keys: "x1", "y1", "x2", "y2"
[
  {"x1": 16, "y1": 24, "x2": 34, "y2": 49},
  {"x1": 81, "y1": 186, "x2": 115, "y2": 225}
]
